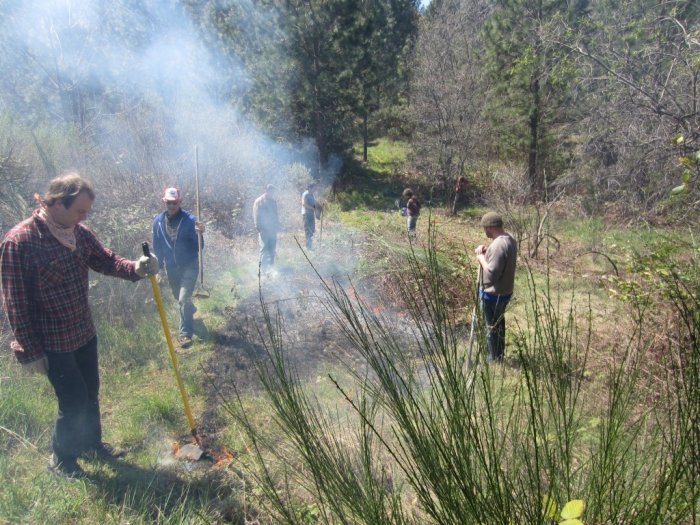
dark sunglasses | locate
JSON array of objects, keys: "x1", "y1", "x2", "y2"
[{"x1": 165, "y1": 201, "x2": 180, "y2": 205}]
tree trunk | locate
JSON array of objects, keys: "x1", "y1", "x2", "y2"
[
  {"x1": 313, "y1": 51, "x2": 327, "y2": 175},
  {"x1": 362, "y1": 111, "x2": 368, "y2": 163},
  {"x1": 528, "y1": 76, "x2": 540, "y2": 195}
]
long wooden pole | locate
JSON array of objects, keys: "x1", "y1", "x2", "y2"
[{"x1": 195, "y1": 146, "x2": 204, "y2": 288}]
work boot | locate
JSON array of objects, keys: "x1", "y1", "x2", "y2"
[
  {"x1": 46, "y1": 454, "x2": 86, "y2": 480},
  {"x1": 179, "y1": 336, "x2": 192, "y2": 349},
  {"x1": 82, "y1": 442, "x2": 126, "y2": 460}
]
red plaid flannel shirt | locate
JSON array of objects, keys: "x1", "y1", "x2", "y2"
[{"x1": 1, "y1": 211, "x2": 140, "y2": 364}]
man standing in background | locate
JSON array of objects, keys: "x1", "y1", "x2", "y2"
[
  {"x1": 0, "y1": 172, "x2": 159, "y2": 479},
  {"x1": 253, "y1": 184, "x2": 280, "y2": 272},
  {"x1": 301, "y1": 181, "x2": 318, "y2": 251},
  {"x1": 152, "y1": 188, "x2": 205, "y2": 349},
  {"x1": 404, "y1": 188, "x2": 421, "y2": 237},
  {"x1": 474, "y1": 211, "x2": 517, "y2": 362}
]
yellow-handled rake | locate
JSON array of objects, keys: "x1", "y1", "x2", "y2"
[{"x1": 142, "y1": 242, "x2": 204, "y2": 459}]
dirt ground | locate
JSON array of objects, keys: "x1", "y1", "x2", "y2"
[{"x1": 193, "y1": 230, "x2": 389, "y2": 454}]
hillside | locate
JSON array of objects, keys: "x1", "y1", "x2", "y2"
[{"x1": 2, "y1": 143, "x2": 699, "y2": 524}]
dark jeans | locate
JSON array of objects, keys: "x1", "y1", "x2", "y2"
[
  {"x1": 46, "y1": 336, "x2": 101, "y2": 461},
  {"x1": 166, "y1": 259, "x2": 198, "y2": 338},
  {"x1": 303, "y1": 213, "x2": 315, "y2": 250},
  {"x1": 259, "y1": 232, "x2": 277, "y2": 270},
  {"x1": 481, "y1": 298, "x2": 509, "y2": 362}
]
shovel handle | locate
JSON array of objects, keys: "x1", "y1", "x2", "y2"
[{"x1": 142, "y1": 240, "x2": 198, "y2": 437}]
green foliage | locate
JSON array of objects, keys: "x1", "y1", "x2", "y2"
[
  {"x1": 187, "y1": 0, "x2": 418, "y2": 171},
  {"x1": 543, "y1": 495, "x2": 585, "y2": 524},
  {"x1": 229, "y1": 227, "x2": 700, "y2": 523},
  {"x1": 481, "y1": 0, "x2": 586, "y2": 191},
  {"x1": 670, "y1": 134, "x2": 700, "y2": 195},
  {"x1": 286, "y1": 162, "x2": 314, "y2": 193}
]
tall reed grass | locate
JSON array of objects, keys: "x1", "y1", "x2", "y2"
[{"x1": 229, "y1": 230, "x2": 698, "y2": 524}]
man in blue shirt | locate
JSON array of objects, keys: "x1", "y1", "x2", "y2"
[{"x1": 152, "y1": 188, "x2": 205, "y2": 348}]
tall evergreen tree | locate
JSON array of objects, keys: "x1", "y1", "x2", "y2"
[
  {"x1": 482, "y1": 0, "x2": 588, "y2": 194},
  {"x1": 186, "y1": 0, "x2": 418, "y2": 174},
  {"x1": 354, "y1": 0, "x2": 419, "y2": 162}
]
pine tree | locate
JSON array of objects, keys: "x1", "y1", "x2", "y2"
[{"x1": 482, "y1": 0, "x2": 588, "y2": 194}]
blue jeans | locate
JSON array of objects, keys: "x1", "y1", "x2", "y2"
[
  {"x1": 259, "y1": 231, "x2": 277, "y2": 270},
  {"x1": 166, "y1": 259, "x2": 198, "y2": 338},
  {"x1": 481, "y1": 298, "x2": 509, "y2": 362},
  {"x1": 407, "y1": 215, "x2": 418, "y2": 233},
  {"x1": 303, "y1": 213, "x2": 315, "y2": 250},
  {"x1": 46, "y1": 336, "x2": 101, "y2": 461}
]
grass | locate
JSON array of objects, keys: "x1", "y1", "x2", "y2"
[
  {"x1": 1, "y1": 137, "x2": 699, "y2": 522},
  {"x1": 334, "y1": 139, "x2": 412, "y2": 212},
  {"x1": 228, "y1": 223, "x2": 700, "y2": 523}
]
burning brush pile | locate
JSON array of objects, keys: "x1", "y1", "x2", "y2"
[{"x1": 197, "y1": 258, "x2": 419, "y2": 446}]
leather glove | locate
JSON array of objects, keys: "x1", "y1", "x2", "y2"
[
  {"x1": 22, "y1": 356, "x2": 49, "y2": 375},
  {"x1": 135, "y1": 254, "x2": 160, "y2": 278},
  {"x1": 195, "y1": 221, "x2": 206, "y2": 234}
]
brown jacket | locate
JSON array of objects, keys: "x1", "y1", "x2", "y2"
[{"x1": 482, "y1": 234, "x2": 517, "y2": 296}]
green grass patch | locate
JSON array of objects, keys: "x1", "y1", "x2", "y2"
[{"x1": 334, "y1": 139, "x2": 412, "y2": 212}]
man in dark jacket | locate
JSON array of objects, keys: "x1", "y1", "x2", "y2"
[
  {"x1": 152, "y1": 188, "x2": 205, "y2": 349},
  {"x1": 253, "y1": 184, "x2": 280, "y2": 272},
  {"x1": 0, "y1": 172, "x2": 159, "y2": 479}
]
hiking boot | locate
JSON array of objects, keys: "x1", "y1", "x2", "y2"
[
  {"x1": 46, "y1": 454, "x2": 86, "y2": 480},
  {"x1": 179, "y1": 337, "x2": 192, "y2": 349},
  {"x1": 82, "y1": 442, "x2": 126, "y2": 460}
]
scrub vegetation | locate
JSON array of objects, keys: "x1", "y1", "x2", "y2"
[{"x1": 1, "y1": 0, "x2": 700, "y2": 523}]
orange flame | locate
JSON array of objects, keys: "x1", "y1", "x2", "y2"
[{"x1": 213, "y1": 446, "x2": 235, "y2": 467}]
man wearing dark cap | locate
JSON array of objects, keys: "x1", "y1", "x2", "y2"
[
  {"x1": 475, "y1": 211, "x2": 517, "y2": 362},
  {"x1": 253, "y1": 184, "x2": 280, "y2": 272},
  {"x1": 301, "y1": 182, "x2": 318, "y2": 250}
]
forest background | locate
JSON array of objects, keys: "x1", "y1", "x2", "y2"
[{"x1": 1, "y1": 0, "x2": 700, "y2": 524}]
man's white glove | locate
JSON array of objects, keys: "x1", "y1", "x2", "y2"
[
  {"x1": 135, "y1": 254, "x2": 160, "y2": 278},
  {"x1": 195, "y1": 221, "x2": 206, "y2": 234},
  {"x1": 23, "y1": 356, "x2": 49, "y2": 375}
]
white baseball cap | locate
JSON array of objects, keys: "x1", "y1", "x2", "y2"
[{"x1": 162, "y1": 187, "x2": 181, "y2": 202}]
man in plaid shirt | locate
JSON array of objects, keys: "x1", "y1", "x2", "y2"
[{"x1": 0, "y1": 173, "x2": 159, "y2": 479}]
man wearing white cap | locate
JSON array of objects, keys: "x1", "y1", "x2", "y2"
[{"x1": 152, "y1": 188, "x2": 205, "y2": 349}]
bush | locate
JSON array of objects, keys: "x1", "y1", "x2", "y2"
[{"x1": 229, "y1": 229, "x2": 700, "y2": 524}]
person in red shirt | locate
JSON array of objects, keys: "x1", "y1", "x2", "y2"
[
  {"x1": 0, "y1": 173, "x2": 159, "y2": 479},
  {"x1": 403, "y1": 188, "x2": 421, "y2": 237}
]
